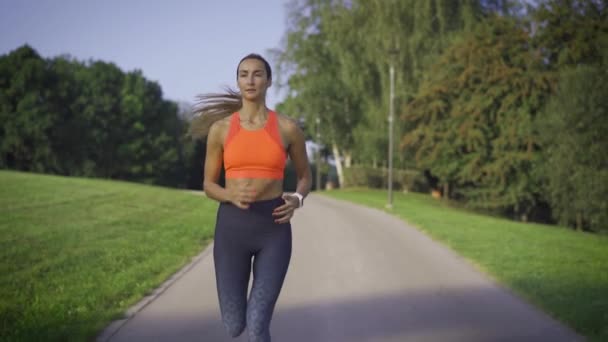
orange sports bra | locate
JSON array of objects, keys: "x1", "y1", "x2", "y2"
[{"x1": 223, "y1": 110, "x2": 287, "y2": 179}]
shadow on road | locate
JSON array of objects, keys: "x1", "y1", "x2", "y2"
[{"x1": 106, "y1": 285, "x2": 581, "y2": 342}]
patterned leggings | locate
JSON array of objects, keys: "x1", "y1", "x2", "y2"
[{"x1": 213, "y1": 197, "x2": 292, "y2": 342}]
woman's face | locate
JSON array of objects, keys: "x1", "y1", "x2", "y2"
[{"x1": 237, "y1": 58, "x2": 271, "y2": 102}]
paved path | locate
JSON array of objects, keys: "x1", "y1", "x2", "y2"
[{"x1": 98, "y1": 194, "x2": 581, "y2": 342}]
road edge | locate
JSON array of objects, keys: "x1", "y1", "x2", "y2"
[{"x1": 95, "y1": 242, "x2": 215, "y2": 342}]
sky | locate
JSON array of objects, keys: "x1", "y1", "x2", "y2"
[{"x1": 0, "y1": 0, "x2": 290, "y2": 108}]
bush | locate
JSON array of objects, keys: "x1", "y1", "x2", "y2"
[
  {"x1": 343, "y1": 166, "x2": 429, "y2": 193},
  {"x1": 284, "y1": 162, "x2": 334, "y2": 192}
]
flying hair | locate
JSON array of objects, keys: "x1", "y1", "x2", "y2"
[{"x1": 188, "y1": 53, "x2": 271, "y2": 140}]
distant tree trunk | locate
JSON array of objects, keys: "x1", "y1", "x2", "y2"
[
  {"x1": 515, "y1": 203, "x2": 529, "y2": 222},
  {"x1": 344, "y1": 150, "x2": 352, "y2": 168},
  {"x1": 333, "y1": 142, "x2": 345, "y2": 187},
  {"x1": 576, "y1": 212, "x2": 583, "y2": 231},
  {"x1": 443, "y1": 182, "x2": 450, "y2": 200}
]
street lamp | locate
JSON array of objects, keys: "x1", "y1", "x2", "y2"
[
  {"x1": 316, "y1": 116, "x2": 321, "y2": 191},
  {"x1": 387, "y1": 48, "x2": 398, "y2": 209}
]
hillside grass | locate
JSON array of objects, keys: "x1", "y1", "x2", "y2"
[{"x1": 0, "y1": 170, "x2": 217, "y2": 341}]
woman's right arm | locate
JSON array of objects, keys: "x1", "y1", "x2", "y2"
[
  {"x1": 202, "y1": 121, "x2": 253, "y2": 209},
  {"x1": 203, "y1": 121, "x2": 232, "y2": 202}
]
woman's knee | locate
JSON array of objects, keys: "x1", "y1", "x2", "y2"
[
  {"x1": 246, "y1": 305, "x2": 272, "y2": 341},
  {"x1": 247, "y1": 319, "x2": 271, "y2": 342},
  {"x1": 220, "y1": 299, "x2": 247, "y2": 337},
  {"x1": 222, "y1": 316, "x2": 246, "y2": 338}
]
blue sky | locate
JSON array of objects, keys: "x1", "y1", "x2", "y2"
[{"x1": 0, "y1": 0, "x2": 290, "y2": 108}]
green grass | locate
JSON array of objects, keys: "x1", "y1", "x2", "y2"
[
  {"x1": 0, "y1": 170, "x2": 218, "y2": 341},
  {"x1": 323, "y1": 188, "x2": 608, "y2": 342}
]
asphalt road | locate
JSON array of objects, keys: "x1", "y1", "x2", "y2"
[{"x1": 98, "y1": 194, "x2": 581, "y2": 342}]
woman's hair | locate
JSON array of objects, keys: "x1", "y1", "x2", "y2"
[{"x1": 188, "y1": 53, "x2": 272, "y2": 140}]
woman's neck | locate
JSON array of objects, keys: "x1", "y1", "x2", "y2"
[{"x1": 239, "y1": 100, "x2": 267, "y2": 122}]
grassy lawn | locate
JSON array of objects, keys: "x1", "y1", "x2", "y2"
[
  {"x1": 0, "y1": 170, "x2": 218, "y2": 341},
  {"x1": 323, "y1": 188, "x2": 608, "y2": 342}
]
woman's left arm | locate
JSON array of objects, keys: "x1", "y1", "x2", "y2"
[
  {"x1": 287, "y1": 120, "x2": 312, "y2": 200},
  {"x1": 273, "y1": 119, "x2": 312, "y2": 223}
]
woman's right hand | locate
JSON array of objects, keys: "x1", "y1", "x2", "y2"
[{"x1": 229, "y1": 185, "x2": 257, "y2": 209}]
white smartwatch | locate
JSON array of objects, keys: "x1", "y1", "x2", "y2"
[{"x1": 292, "y1": 192, "x2": 304, "y2": 208}]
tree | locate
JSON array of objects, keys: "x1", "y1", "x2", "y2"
[
  {"x1": 403, "y1": 17, "x2": 554, "y2": 220},
  {"x1": 273, "y1": 0, "x2": 363, "y2": 186},
  {"x1": 532, "y1": 0, "x2": 608, "y2": 69},
  {"x1": 538, "y1": 65, "x2": 607, "y2": 232},
  {"x1": 0, "y1": 45, "x2": 56, "y2": 171},
  {"x1": 274, "y1": 0, "x2": 498, "y2": 185},
  {"x1": 0, "y1": 45, "x2": 188, "y2": 188},
  {"x1": 532, "y1": 0, "x2": 608, "y2": 231},
  {"x1": 45, "y1": 55, "x2": 93, "y2": 176},
  {"x1": 325, "y1": 0, "x2": 492, "y2": 167}
]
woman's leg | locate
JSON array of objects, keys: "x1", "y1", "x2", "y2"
[
  {"x1": 246, "y1": 224, "x2": 292, "y2": 342},
  {"x1": 213, "y1": 205, "x2": 253, "y2": 338}
]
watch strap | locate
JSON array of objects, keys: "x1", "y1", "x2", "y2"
[{"x1": 293, "y1": 192, "x2": 304, "y2": 208}]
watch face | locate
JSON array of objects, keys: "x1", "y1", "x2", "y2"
[{"x1": 294, "y1": 193, "x2": 303, "y2": 207}]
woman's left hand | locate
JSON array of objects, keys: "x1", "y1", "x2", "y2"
[{"x1": 272, "y1": 194, "x2": 300, "y2": 224}]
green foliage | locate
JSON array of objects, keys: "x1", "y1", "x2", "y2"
[
  {"x1": 342, "y1": 165, "x2": 429, "y2": 193},
  {"x1": 274, "y1": 0, "x2": 494, "y2": 166},
  {"x1": 532, "y1": 0, "x2": 608, "y2": 68},
  {"x1": 0, "y1": 45, "x2": 191, "y2": 187},
  {"x1": 403, "y1": 17, "x2": 554, "y2": 218},
  {"x1": 274, "y1": 0, "x2": 362, "y2": 153},
  {"x1": 0, "y1": 45, "x2": 55, "y2": 171},
  {"x1": 272, "y1": 1, "x2": 606, "y2": 228},
  {"x1": 537, "y1": 65, "x2": 608, "y2": 232},
  {"x1": 529, "y1": 0, "x2": 608, "y2": 230}
]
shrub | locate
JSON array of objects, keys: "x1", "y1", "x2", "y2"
[{"x1": 343, "y1": 166, "x2": 429, "y2": 193}]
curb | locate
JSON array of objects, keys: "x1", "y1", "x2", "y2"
[{"x1": 95, "y1": 243, "x2": 214, "y2": 342}]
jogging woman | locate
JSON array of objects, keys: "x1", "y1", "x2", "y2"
[{"x1": 190, "y1": 53, "x2": 312, "y2": 342}]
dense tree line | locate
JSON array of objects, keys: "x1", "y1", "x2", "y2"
[
  {"x1": 274, "y1": 0, "x2": 607, "y2": 232},
  {"x1": 2, "y1": 0, "x2": 606, "y2": 232},
  {"x1": 0, "y1": 45, "x2": 201, "y2": 188}
]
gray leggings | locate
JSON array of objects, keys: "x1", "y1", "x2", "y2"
[{"x1": 213, "y1": 197, "x2": 292, "y2": 342}]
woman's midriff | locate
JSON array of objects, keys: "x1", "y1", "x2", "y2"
[{"x1": 225, "y1": 178, "x2": 284, "y2": 201}]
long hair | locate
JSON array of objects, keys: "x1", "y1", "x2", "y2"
[
  {"x1": 188, "y1": 53, "x2": 272, "y2": 140},
  {"x1": 188, "y1": 87, "x2": 242, "y2": 139}
]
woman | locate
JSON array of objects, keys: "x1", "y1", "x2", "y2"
[{"x1": 190, "y1": 53, "x2": 312, "y2": 342}]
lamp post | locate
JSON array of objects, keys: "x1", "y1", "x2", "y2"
[
  {"x1": 387, "y1": 48, "x2": 398, "y2": 209},
  {"x1": 316, "y1": 116, "x2": 321, "y2": 191},
  {"x1": 387, "y1": 64, "x2": 395, "y2": 208}
]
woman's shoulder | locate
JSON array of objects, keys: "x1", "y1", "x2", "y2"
[
  {"x1": 208, "y1": 114, "x2": 233, "y2": 141},
  {"x1": 274, "y1": 111, "x2": 299, "y2": 132},
  {"x1": 210, "y1": 114, "x2": 232, "y2": 130}
]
